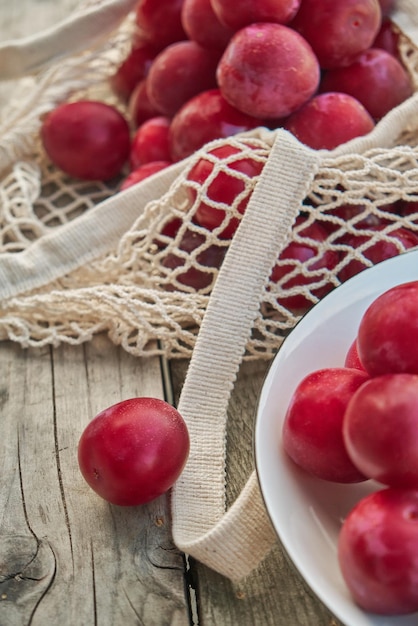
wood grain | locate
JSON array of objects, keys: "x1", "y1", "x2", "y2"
[{"x1": 0, "y1": 338, "x2": 190, "y2": 626}]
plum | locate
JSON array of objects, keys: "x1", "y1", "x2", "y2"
[
  {"x1": 147, "y1": 41, "x2": 220, "y2": 117},
  {"x1": 41, "y1": 101, "x2": 131, "y2": 181},
  {"x1": 168, "y1": 89, "x2": 261, "y2": 161},
  {"x1": 338, "y1": 488, "x2": 418, "y2": 614},
  {"x1": 344, "y1": 373, "x2": 418, "y2": 488},
  {"x1": 120, "y1": 161, "x2": 172, "y2": 191},
  {"x1": 187, "y1": 143, "x2": 264, "y2": 239},
  {"x1": 320, "y1": 48, "x2": 413, "y2": 120},
  {"x1": 210, "y1": 0, "x2": 301, "y2": 30},
  {"x1": 291, "y1": 0, "x2": 382, "y2": 68},
  {"x1": 357, "y1": 280, "x2": 418, "y2": 376},
  {"x1": 344, "y1": 339, "x2": 366, "y2": 371},
  {"x1": 129, "y1": 116, "x2": 171, "y2": 168},
  {"x1": 373, "y1": 17, "x2": 401, "y2": 59},
  {"x1": 283, "y1": 92, "x2": 375, "y2": 150},
  {"x1": 216, "y1": 22, "x2": 320, "y2": 119},
  {"x1": 135, "y1": 0, "x2": 187, "y2": 47},
  {"x1": 338, "y1": 226, "x2": 418, "y2": 283},
  {"x1": 161, "y1": 229, "x2": 226, "y2": 290},
  {"x1": 181, "y1": 0, "x2": 234, "y2": 49},
  {"x1": 128, "y1": 79, "x2": 162, "y2": 127},
  {"x1": 109, "y1": 41, "x2": 160, "y2": 102},
  {"x1": 270, "y1": 217, "x2": 340, "y2": 313},
  {"x1": 282, "y1": 367, "x2": 369, "y2": 483}
]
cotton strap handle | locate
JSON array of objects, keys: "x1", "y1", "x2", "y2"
[
  {"x1": 171, "y1": 130, "x2": 322, "y2": 581},
  {"x1": 170, "y1": 62, "x2": 418, "y2": 575}
]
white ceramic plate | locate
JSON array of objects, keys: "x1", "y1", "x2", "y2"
[{"x1": 255, "y1": 249, "x2": 418, "y2": 626}]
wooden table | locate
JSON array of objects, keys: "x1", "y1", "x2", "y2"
[{"x1": 0, "y1": 2, "x2": 342, "y2": 624}]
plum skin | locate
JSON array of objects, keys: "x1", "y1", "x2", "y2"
[
  {"x1": 291, "y1": 0, "x2": 382, "y2": 69},
  {"x1": 283, "y1": 92, "x2": 375, "y2": 150},
  {"x1": 357, "y1": 281, "x2": 418, "y2": 376},
  {"x1": 216, "y1": 22, "x2": 321, "y2": 119},
  {"x1": 320, "y1": 47, "x2": 413, "y2": 120},
  {"x1": 343, "y1": 373, "x2": 418, "y2": 488},
  {"x1": 210, "y1": 0, "x2": 301, "y2": 31},
  {"x1": 41, "y1": 100, "x2": 131, "y2": 181},
  {"x1": 338, "y1": 488, "x2": 418, "y2": 615},
  {"x1": 168, "y1": 89, "x2": 261, "y2": 162},
  {"x1": 282, "y1": 367, "x2": 369, "y2": 483}
]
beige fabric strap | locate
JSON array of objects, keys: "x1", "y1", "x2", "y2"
[
  {"x1": 0, "y1": 0, "x2": 137, "y2": 79},
  {"x1": 171, "y1": 130, "x2": 322, "y2": 580},
  {"x1": 0, "y1": 161, "x2": 185, "y2": 300}
]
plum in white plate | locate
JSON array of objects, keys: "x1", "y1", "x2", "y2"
[{"x1": 255, "y1": 249, "x2": 418, "y2": 626}]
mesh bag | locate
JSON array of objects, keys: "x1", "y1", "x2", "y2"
[{"x1": 1, "y1": 0, "x2": 418, "y2": 579}]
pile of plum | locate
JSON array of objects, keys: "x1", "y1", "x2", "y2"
[
  {"x1": 42, "y1": 0, "x2": 412, "y2": 186},
  {"x1": 111, "y1": 0, "x2": 411, "y2": 185},
  {"x1": 40, "y1": 0, "x2": 418, "y2": 306}
]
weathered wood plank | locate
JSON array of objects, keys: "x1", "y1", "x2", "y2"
[
  {"x1": 0, "y1": 342, "x2": 57, "y2": 625},
  {"x1": 0, "y1": 338, "x2": 191, "y2": 626},
  {"x1": 0, "y1": 4, "x2": 191, "y2": 625},
  {"x1": 170, "y1": 358, "x2": 343, "y2": 626}
]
